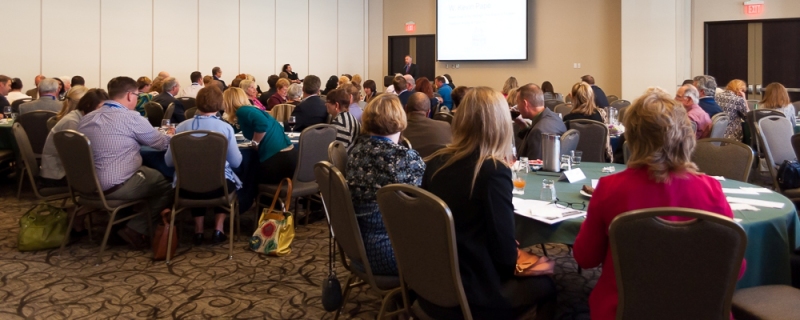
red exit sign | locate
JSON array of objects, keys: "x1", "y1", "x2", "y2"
[{"x1": 744, "y1": 1, "x2": 764, "y2": 15}]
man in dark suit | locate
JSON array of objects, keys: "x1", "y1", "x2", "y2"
[
  {"x1": 152, "y1": 77, "x2": 186, "y2": 124},
  {"x1": 516, "y1": 83, "x2": 566, "y2": 160},
  {"x1": 258, "y1": 75, "x2": 280, "y2": 107},
  {"x1": 25, "y1": 75, "x2": 45, "y2": 99},
  {"x1": 402, "y1": 92, "x2": 452, "y2": 158},
  {"x1": 395, "y1": 75, "x2": 415, "y2": 106},
  {"x1": 581, "y1": 75, "x2": 610, "y2": 107},
  {"x1": 401, "y1": 55, "x2": 418, "y2": 79},
  {"x1": 212, "y1": 66, "x2": 227, "y2": 91},
  {"x1": 290, "y1": 75, "x2": 327, "y2": 132}
]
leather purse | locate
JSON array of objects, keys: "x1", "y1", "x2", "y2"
[
  {"x1": 153, "y1": 209, "x2": 178, "y2": 261},
  {"x1": 249, "y1": 178, "x2": 295, "y2": 256},
  {"x1": 515, "y1": 248, "x2": 555, "y2": 276},
  {"x1": 320, "y1": 191, "x2": 343, "y2": 311},
  {"x1": 18, "y1": 203, "x2": 68, "y2": 251}
]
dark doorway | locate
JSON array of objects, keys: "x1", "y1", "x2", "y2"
[
  {"x1": 762, "y1": 20, "x2": 800, "y2": 102},
  {"x1": 388, "y1": 35, "x2": 436, "y2": 82},
  {"x1": 705, "y1": 22, "x2": 748, "y2": 88}
]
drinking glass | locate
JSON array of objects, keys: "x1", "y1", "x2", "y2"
[
  {"x1": 561, "y1": 154, "x2": 572, "y2": 171},
  {"x1": 3, "y1": 106, "x2": 10, "y2": 119},
  {"x1": 512, "y1": 166, "x2": 527, "y2": 195},
  {"x1": 10, "y1": 113, "x2": 18, "y2": 121},
  {"x1": 540, "y1": 179, "x2": 556, "y2": 201},
  {"x1": 573, "y1": 151, "x2": 582, "y2": 165},
  {"x1": 287, "y1": 116, "x2": 297, "y2": 132}
]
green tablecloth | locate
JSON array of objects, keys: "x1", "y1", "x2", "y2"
[
  {"x1": 0, "y1": 121, "x2": 14, "y2": 150},
  {"x1": 514, "y1": 162, "x2": 800, "y2": 289}
]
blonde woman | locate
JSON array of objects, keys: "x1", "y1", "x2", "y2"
[
  {"x1": 351, "y1": 74, "x2": 363, "y2": 88},
  {"x1": 56, "y1": 86, "x2": 88, "y2": 121},
  {"x1": 573, "y1": 87, "x2": 744, "y2": 320},
  {"x1": 760, "y1": 82, "x2": 796, "y2": 127},
  {"x1": 337, "y1": 75, "x2": 350, "y2": 88},
  {"x1": 239, "y1": 79, "x2": 266, "y2": 111},
  {"x1": 502, "y1": 76, "x2": 518, "y2": 98},
  {"x1": 422, "y1": 87, "x2": 556, "y2": 319},
  {"x1": 564, "y1": 82, "x2": 612, "y2": 161},
  {"x1": 716, "y1": 79, "x2": 749, "y2": 141},
  {"x1": 347, "y1": 94, "x2": 425, "y2": 276},
  {"x1": 223, "y1": 88, "x2": 295, "y2": 184}
]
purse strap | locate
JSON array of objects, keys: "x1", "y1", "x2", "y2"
[{"x1": 267, "y1": 178, "x2": 294, "y2": 214}]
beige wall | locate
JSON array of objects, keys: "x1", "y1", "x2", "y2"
[{"x1": 383, "y1": 0, "x2": 622, "y2": 97}]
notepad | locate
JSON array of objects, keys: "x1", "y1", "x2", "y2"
[
  {"x1": 738, "y1": 187, "x2": 773, "y2": 193},
  {"x1": 512, "y1": 198, "x2": 587, "y2": 225},
  {"x1": 729, "y1": 203, "x2": 760, "y2": 211},
  {"x1": 726, "y1": 196, "x2": 785, "y2": 209},
  {"x1": 722, "y1": 188, "x2": 759, "y2": 195}
]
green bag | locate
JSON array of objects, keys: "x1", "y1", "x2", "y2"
[{"x1": 18, "y1": 203, "x2": 68, "y2": 251}]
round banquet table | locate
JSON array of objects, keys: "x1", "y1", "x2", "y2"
[
  {"x1": 0, "y1": 120, "x2": 15, "y2": 151},
  {"x1": 514, "y1": 162, "x2": 800, "y2": 289}
]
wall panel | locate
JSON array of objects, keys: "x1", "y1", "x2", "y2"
[
  {"x1": 338, "y1": 0, "x2": 365, "y2": 77},
  {"x1": 240, "y1": 0, "x2": 276, "y2": 89},
  {"x1": 153, "y1": 0, "x2": 198, "y2": 82},
  {"x1": 199, "y1": 0, "x2": 239, "y2": 85},
  {"x1": 2, "y1": 1, "x2": 41, "y2": 88},
  {"x1": 101, "y1": 0, "x2": 152, "y2": 87},
  {"x1": 42, "y1": 0, "x2": 100, "y2": 87},
  {"x1": 309, "y1": 0, "x2": 339, "y2": 79},
  {"x1": 275, "y1": 0, "x2": 309, "y2": 79},
  {"x1": 367, "y1": 0, "x2": 383, "y2": 86}
]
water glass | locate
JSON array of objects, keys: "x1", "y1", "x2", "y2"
[
  {"x1": 540, "y1": 179, "x2": 556, "y2": 201},
  {"x1": 573, "y1": 151, "x2": 583, "y2": 165},
  {"x1": 512, "y1": 166, "x2": 527, "y2": 195},
  {"x1": 561, "y1": 154, "x2": 572, "y2": 171},
  {"x1": 3, "y1": 106, "x2": 10, "y2": 119},
  {"x1": 10, "y1": 113, "x2": 18, "y2": 121}
]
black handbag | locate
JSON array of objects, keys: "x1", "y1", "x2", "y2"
[
  {"x1": 777, "y1": 160, "x2": 800, "y2": 190},
  {"x1": 320, "y1": 193, "x2": 343, "y2": 312}
]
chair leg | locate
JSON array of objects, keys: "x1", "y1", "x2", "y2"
[
  {"x1": 16, "y1": 167, "x2": 26, "y2": 199},
  {"x1": 96, "y1": 209, "x2": 119, "y2": 266},
  {"x1": 305, "y1": 197, "x2": 311, "y2": 225},
  {"x1": 540, "y1": 243, "x2": 548, "y2": 257},
  {"x1": 378, "y1": 288, "x2": 406, "y2": 319},
  {"x1": 58, "y1": 205, "x2": 79, "y2": 258},
  {"x1": 228, "y1": 200, "x2": 236, "y2": 260},
  {"x1": 334, "y1": 274, "x2": 357, "y2": 320},
  {"x1": 166, "y1": 207, "x2": 177, "y2": 265}
]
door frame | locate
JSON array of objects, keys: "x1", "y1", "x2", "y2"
[
  {"x1": 388, "y1": 34, "x2": 436, "y2": 75},
  {"x1": 704, "y1": 17, "x2": 800, "y2": 75}
]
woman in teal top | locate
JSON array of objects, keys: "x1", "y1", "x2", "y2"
[{"x1": 223, "y1": 87, "x2": 296, "y2": 184}]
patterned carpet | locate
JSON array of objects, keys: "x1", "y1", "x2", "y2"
[{"x1": 0, "y1": 178, "x2": 599, "y2": 319}]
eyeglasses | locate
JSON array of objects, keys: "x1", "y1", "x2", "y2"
[
  {"x1": 128, "y1": 91, "x2": 140, "y2": 97},
  {"x1": 553, "y1": 198, "x2": 586, "y2": 210}
]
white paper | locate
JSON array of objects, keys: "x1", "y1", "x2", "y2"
[
  {"x1": 734, "y1": 218, "x2": 743, "y2": 222},
  {"x1": 286, "y1": 132, "x2": 301, "y2": 138},
  {"x1": 739, "y1": 187, "x2": 773, "y2": 193},
  {"x1": 591, "y1": 179, "x2": 599, "y2": 189},
  {"x1": 726, "y1": 196, "x2": 785, "y2": 209},
  {"x1": 559, "y1": 168, "x2": 586, "y2": 183},
  {"x1": 512, "y1": 197, "x2": 587, "y2": 225},
  {"x1": 711, "y1": 176, "x2": 726, "y2": 181},
  {"x1": 722, "y1": 188, "x2": 759, "y2": 195},
  {"x1": 729, "y1": 203, "x2": 760, "y2": 211}
]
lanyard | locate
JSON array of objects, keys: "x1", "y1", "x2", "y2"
[{"x1": 191, "y1": 114, "x2": 219, "y2": 130}]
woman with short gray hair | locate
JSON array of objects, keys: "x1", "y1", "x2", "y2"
[{"x1": 286, "y1": 83, "x2": 303, "y2": 105}]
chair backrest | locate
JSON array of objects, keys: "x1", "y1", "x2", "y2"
[
  {"x1": 747, "y1": 100, "x2": 758, "y2": 110},
  {"x1": 745, "y1": 109, "x2": 784, "y2": 153},
  {"x1": 400, "y1": 136, "x2": 412, "y2": 149},
  {"x1": 377, "y1": 184, "x2": 473, "y2": 319},
  {"x1": 178, "y1": 97, "x2": 196, "y2": 111},
  {"x1": 708, "y1": 114, "x2": 729, "y2": 139},
  {"x1": 16, "y1": 110, "x2": 56, "y2": 155},
  {"x1": 313, "y1": 162, "x2": 381, "y2": 285},
  {"x1": 610, "y1": 207, "x2": 746, "y2": 320},
  {"x1": 144, "y1": 102, "x2": 164, "y2": 127},
  {"x1": 184, "y1": 107, "x2": 197, "y2": 119},
  {"x1": 623, "y1": 141, "x2": 631, "y2": 164},
  {"x1": 53, "y1": 130, "x2": 108, "y2": 204},
  {"x1": 610, "y1": 99, "x2": 631, "y2": 109},
  {"x1": 163, "y1": 103, "x2": 175, "y2": 120},
  {"x1": 295, "y1": 124, "x2": 336, "y2": 183},
  {"x1": 757, "y1": 116, "x2": 795, "y2": 190},
  {"x1": 607, "y1": 95, "x2": 619, "y2": 103},
  {"x1": 11, "y1": 98, "x2": 32, "y2": 114},
  {"x1": 692, "y1": 138, "x2": 754, "y2": 181},
  {"x1": 432, "y1": 112, "x2": 453, "y2": 123},
  {"x1": 327, "y1": 141, "x2": 348, "y2": 177},
  {"x1": 553, "y1": 104, "x2": 573, "y2": 118},
  {"x1": 46, "y1": 116, "x2": 58, "y2": 131},
  {"x1": 12, "y1": 123, "x2": 41, "y2": 182},
  {"x1": 170, "y1": 131, "x2": 229, "y2": 195},
  {"x1": 270, "y1": 104, "x2": 296, "y2": 123},
  {"x1": 568, "y1": 119, "x2": 608, "y2": 162},
  {"x1": 544, "y1": 99, "x2": 561, "y2": 111},
  {"x1": 792, "y1": 133, "x2": 800, "y2": 162},
  {"x1": 560, "y1": 129, "x2": 580, "y2": 156},
  {"x1": 690, "y1": 121, "x2": 698, "y2": 135},
  {"x1": 617, "y1": 105, "x2": 629, "y2": 123}
]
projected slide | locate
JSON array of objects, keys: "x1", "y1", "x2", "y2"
[{"x1": 437, "y1": 0, "x2": 527, "y2": 61}]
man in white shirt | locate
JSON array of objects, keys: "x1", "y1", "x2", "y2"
[
  {"x1": 7, "y1": 78, "x2": 32, "y2": 104},
  {"x1": 177, "y1": 71, "x2": 203, "y2": 98}
]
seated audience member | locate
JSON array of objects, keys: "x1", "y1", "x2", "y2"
[
  {"x1": 7, "y1": 78, "x2": 31, "y2": 104},
  {"x1": 321, "y1": 75, "x2": 338, "y2": 95},
  {"x1": 165, "y1": 86, "x2": 240, "y2": 245},
  {"x1": 451, "y1": 86, "x2": 470, "y2": 112},
  {"x1": 258, "y1": 75, "x2": 280, "y2": 107},
  {"x1": 279, "y1": 72, "x2": 288, "y2": 80},
  {"x1": 291, "y1": 75, "x2": 328, "y2": 132},
  {"x1": 20, "y1": 78, "x2": 62, "y2": 114},
  {"x1": 506, "y1": 88, "x2": 519, "y2": 108},
  {"x1": 443, "y1": 74, "x2": 456, "y2": 89},
  {"x1": 177, "y1": 71, "x2": 203, "y2": 98},
  {"x1": 337, "y1": 75, "x2": 351, "y2": 89},
  {"x1": 135, "y1": 76, "x2": 153, "y2": 116},
  {"x1": 341, "y1": 83, "x2": 363, "y2": 122},
  {"x1": 326, "y1": 88, "x2": 361, "y2": 151},
  {"x1": 342, "y1": 74, "x2": 353, "y2": 81},
  {"x1": 71, "y1": 76, "x2": 85, "y2": 87},
  {"x1": 435, "y1": 76, "x2": 453, "y2": 110},
  {"x1": 286, "y1": 83, "x2": 303, "y2": 106},
  {"x1": 53, "y1": 78, "x2": 67, "y2": 100},
  {"x1": 230, "y1": 77, "x2": 243, "y2": 89},
  {"x1": 516, "y1": 84, "x2": 566, "y2": 160},
  {"x1": 402, "y1": 92, "x2": 452, "y2": 158},
  {"x1": 212, "y1": 67, "x2": 227, "y2": 90},
  {"x1": 224, "y1": 87, "x2": 295, "y2": 184},
  {"x1": 542, "y1": 81, "x2": 564, "y2": 102},
  {"x1": 60, "y1": 76, "x2": 72, "y2": 92},
  {"x1": 564, "y1": 82, "x2": 613, "y2": 160},
  {"x1": 760, "y1": 82, "x2": 797, "y2": 127},
  {"x1": 266, "y1": 79, "x2": 290, "y2": 111},
  {"x1": 394, "y1": 76, "x2": 414, "y2": 106},
  {"x1": 693, "y1": 75, "x2": 723, "y2": 117},
  {"x1": 152, "y1": 77, "x2": 186, "y2": 123},
  {"x1": 26, "y1": 75, "x2": 46, "y2": 99},
  {"x1": 363, "y1": 80, "x2": 377, "y2": 103},
  {"x1": 240, "y1": 80, "x2": 267, "y2": 111},
  {"x1": 415, "y1": 77, "x2": 441, "y2": 110},
  {"x1": 348, "y1": 94, "x2": 425, "y2": 275},
  {"x1": 40, "y1": 86, "x2": 91, "y2": 184},
  {"x1": 502, "y1": 76, "x2": 518, "y2": 98},
  {"x1": 0, "y1": 76, "x2": 11, "y2": 109},
  {"x1": 351, "y1": 74, "x2": 363, "y2": 88},
  {"x1": 150, "y1": 77, "x2": 165, "y2": 94},
  {"x1": 210, "y1": 80, "x2": 225, "y2": 92},
  {"x1": 573, "y1": 87, "x2": 745, "y2": 320},
  {"x1": 203, "y1": 75, "x2": 213, "y2": 87},
  {"x1": 158, "y1": 71, "x2": 171, "y2": 78},
  {"x1": 282, "y1": 64, "x2": 301, "y2": 84},
  {"x1": 77, "y1": 76, "x2": 173, "y2": 249},
  {"x1": 385, "y1": 74, "x2": 402, "y2": 95},
  {"x1": 716, "y1": 79, "x2": 749, "y2": 141},
  {"x1": 423, "y1": 87, "x2": 556, "y2": 320},
  {"x1": 581, "y1": 75, "x2": 610, "y2": 107},
  {"x1": 676, "y1": 84, "x2": 711, "y2": 139}
]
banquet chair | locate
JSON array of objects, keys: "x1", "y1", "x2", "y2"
[
  {"x1": 746, "y1": 100, "x2": 758, "y2": 110},
  {"x1": 144, "y1": 102, "x2": 164, "y2": 127},
  {"x1": 692, "y1": 138, "x2": 754, "y2": 181},
  {"x1": 745, "y1": 109, "x2": 784, "y2": 157},
  {"x1": 691, "y1": 121, "x2": 698, "y2": 135},
  {"x1": 610, "y1": 207, "x2": 746, "y2": 320},
  {"x1": 756, "y1": 116, "x2": 800, "y2": 199},
  {"x1": 54, "y1": 130, "x2": 150, "y2": 265},
  {"x1": 11, "y1": 123, "x2": 69, "y2": 205},
  {"x1": 377, "y1": 184, "x2": 473, "y2": 320},
  {"x1": 553, "y1": 103, "x2": 572, "y2": 118},
  {"x1": 568, "y1": 119, "x2": 608, "y2": 162},
  {"x1": 432, "y1": 112, "x2": 453, "y2": 124},
  {"x1": 610, "y1": 99, "x2": 631, "y2": 109},
  {"x1": 270, "y1": 103, "x2": 295, "y2": 123},
  {"x1": 544, "y1": 99, "x2": 561, "y2": 111},
  {"x1": 313, "y1": 162, "x2": 402, "y2": 320},
  {"x1": 11, "y1": 98, "x2": 32, "y2": 114},
  {"x1": 606, "y1": 95, "x2": 619, "y2": 103},
  {"x1": 791, "y1": 133, "x2": 800, "y2": 161},
  {"x1": 709, "y1": 114, "x2": 729, "y2": 140},
  {"x1": 257, "y1": 124, "x2": 335, "y2": 225},
  {"x1": 617, "y1": 105, "x2": 629, "y2": 123},
  {"x1": 328, "y1": 141, "x2": 347, "y2": 178},
  {"x1": 560, "y1": 129, "x2": 580, "y2": 157},
  {"x1": 178, "y1": 97, "x2": 196, "y2": 111},
  {"x1": 163, "y1": 103, "x2": 175, "y2": 121},
  {"x1": 400, "y1": 137, "x2": 412, "y2": 149},
  {"x1": 184, "y1": 107, "x2": 197, "y2": 119},
  {"x1": 732, "y1": 285, "x2": 800, "y2": 319},
  {"x1": 15, "y1": 111, "x2": 57, "y2": 198},
  {"x1": 167, "y1": 131, "x2": 237, "y2": 264},
  {"x1": 46, "y1": 116, "x2": 58, "y2": 131}
]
